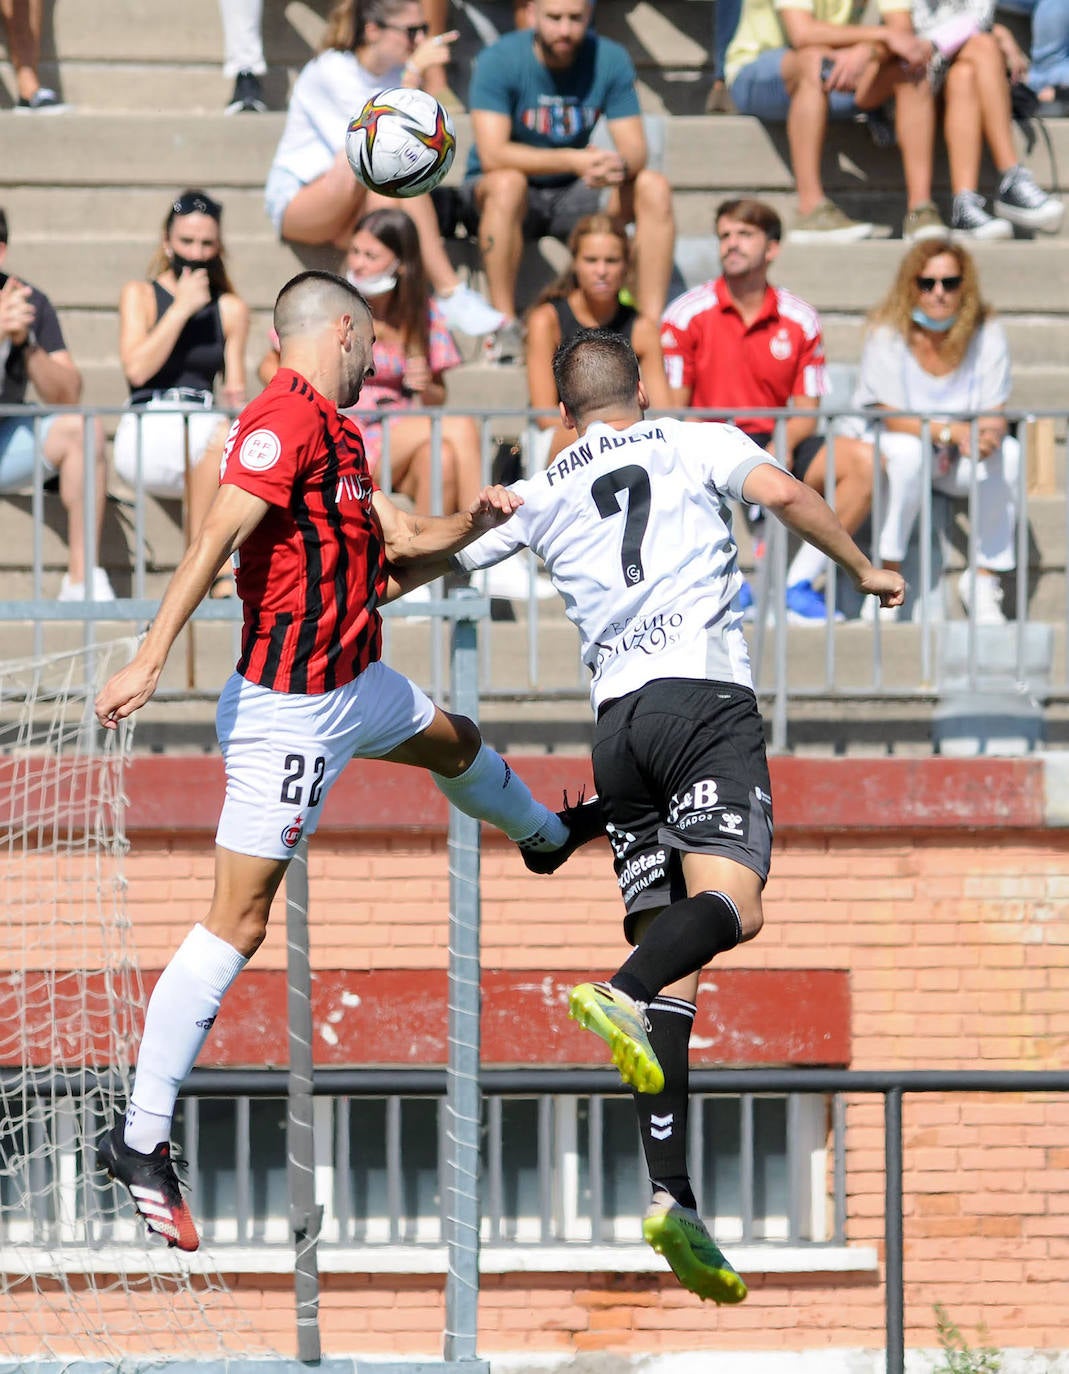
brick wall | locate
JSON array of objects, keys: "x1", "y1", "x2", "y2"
[{"x1": 5, "y1": 756, "x2": 1069, "y2": 1362}]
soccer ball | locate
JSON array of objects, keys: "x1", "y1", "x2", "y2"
[{"x1": 345, "y1": 87, "x2": 456, "y2": 199}]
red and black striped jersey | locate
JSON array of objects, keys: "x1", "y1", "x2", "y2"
[{"x1": 220, "y1": 367, "x2": 387, "y2": 693}]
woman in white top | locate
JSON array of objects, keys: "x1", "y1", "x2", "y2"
[
  {"x1": 265, "y1": 0, "x2": 502, "y2": 336},
  {"x1": 848, "y1": 237, "x2": 1018, "y2": 623}
]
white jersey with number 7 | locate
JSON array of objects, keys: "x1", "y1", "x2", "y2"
[{"x1": 456, "y1": 416, "x2": 780, "y2": 710}]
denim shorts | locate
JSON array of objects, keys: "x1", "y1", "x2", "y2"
[
  {"x1": 0, "y1": 412, "x2": 59, "y2": 491},
  {"x1": 264, "y1": 164, "x2": 305, "y2": 234},
  {"x1": 730, "y1": 46, "x2": 860, "y2": 121}
]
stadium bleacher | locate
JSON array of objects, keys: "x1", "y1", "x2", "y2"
[{"x1": 1, "y1": 0, "x2": 1067, "y2": 752}]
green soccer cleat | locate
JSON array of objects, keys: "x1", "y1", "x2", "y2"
[
  {"x1": 568, "y1": 981, "x2": 664, "y2": 1093},
  {"x1": 643, "y1": 1189, "x2": 748, "y2": 1304}
]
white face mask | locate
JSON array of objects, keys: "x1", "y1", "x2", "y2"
[{"x1": 347, "y1": 267, "x2": 397, "y2": 297}]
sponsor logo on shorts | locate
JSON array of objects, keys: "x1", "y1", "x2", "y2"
[
  {"x1": 281, "y1": 814, "x2": 305, "y2": 848},
  {"x1": 195, "y1": 1017, "x2": 216, "y2": 1031},
  {"x1": 619, "y1": 847, "x2": 666, "y2": 904},
  {"x1": 606, "y1": 820, "x2": 636, "y2": 861},
  {"x1": 667, "y1": 779, "x2": 720, "y2": 828},
  {"x1": 755, "y1": 786, "x2": 772, "y2": 806},
  {"x1": 239, "y1": 428, "x2": 283, "y2": 471},
  {"x1": 719, "y1": 811, "x2": 744, "y2": 836}
]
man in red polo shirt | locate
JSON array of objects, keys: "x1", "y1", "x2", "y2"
[{"x1": 660, "y1": 197, "x2": 873, "y2": 622}]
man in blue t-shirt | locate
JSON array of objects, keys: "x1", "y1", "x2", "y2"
[{"x1": 459, "y1": 0, "x2": 675, "y2": 358}]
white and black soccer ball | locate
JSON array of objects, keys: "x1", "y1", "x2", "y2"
[{"x1": 345, "y1": 86, "x2": 456, "y2": 199}]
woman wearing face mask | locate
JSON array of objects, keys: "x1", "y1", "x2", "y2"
[
  {"x1": 263, "y1": 0, "x2": 502, "y2": 337},
  {"x1": 259, "y1": 207, "x2": 482, "y2": 518},
  {"x1": 845, "y1": 237, "x2": 1018, "y2": 623},
  {"x1": 113, "y1": 190, "x2": 249, "y2": 592},
  {"x1": 524, "y1": 214, "x2": 672, "y2": 465}
]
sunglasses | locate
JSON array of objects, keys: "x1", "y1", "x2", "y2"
[
  {"x1": 382, "y1": 21, "x2": 429, "y2": 40},
  {"x1": 916, "y1": 274, "x2": 963, "y2": 293},
  {"x1": 171, "y1": 191, "x2": 222, "y2": 221}
]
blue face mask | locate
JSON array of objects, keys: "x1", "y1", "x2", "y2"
[{"x1": 911, "y1": 306, "x2": 957, "y2": 333}]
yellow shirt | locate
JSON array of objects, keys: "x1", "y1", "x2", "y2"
[{"x1": 725, "y1": 0, "x2": 911, "y2": 88}]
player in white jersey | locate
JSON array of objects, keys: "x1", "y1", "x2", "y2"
[{"x1": 454, "y1": 331, "x2": 905, "y2": 1303}]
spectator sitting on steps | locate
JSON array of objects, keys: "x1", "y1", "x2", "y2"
[
  {"x1": 725, "y1": 0, "x2": 944, "y2": 242},
  {"x1": 1, "y1": 0, "x2": 68, "y2": 110},
  {"x1": 661, "y1": 197, "x2": 874, "y2": 624},
  {"x1": 219, "y1": 0, "x2": 268, "y2": 113},
  {"x1": 841, "y1": 237, "x2": 1019, "y2": 624},
  {"x1": 112, "y1": 191, "x2": 250, "y2": 597},
  {"x1": 0, "y1": 208, "x2": 113, "y2": 601},
  {"x1": 260, "y1": 207, "x2": 484, "y2": 521},
  {"x1": 909, "y1": 0, "x2": 1064, "y2": 236},
  {"x1": 525, "y1": 212, "x2": 672, "y2": 465},
  {"x1": 263, "y1": 0, "x2": 504, "y2": 339},
  {"x1": 457, "y1": 0, "x2": 676, "y2": 362}
]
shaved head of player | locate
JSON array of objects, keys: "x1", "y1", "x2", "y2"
[
  {"x1": 553, "y1": 328, "x2": 650, "y2": 436},
  {"x1": 274, "y1": 269, "x2": 375, "y2": 411}
]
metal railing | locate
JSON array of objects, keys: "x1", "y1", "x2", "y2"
[
  {"x1": 2, "y1": 401, "x2": 1066, "y2": 743},
  {"x1": 6, "y1": 1063, "x2": 1069, "y2": 1374}
]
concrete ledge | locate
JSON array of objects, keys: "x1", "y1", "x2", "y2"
[{"x1": 0, "y1": 1242, "x2": 877, "y2": 1277}]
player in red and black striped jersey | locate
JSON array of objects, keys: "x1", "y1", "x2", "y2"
[
  {"x1": 219, "y1": 363, "x2": 386, "y2": 694},
  {"x1": 92, "y1": 270, "x2": 607, "y2": 1252}
]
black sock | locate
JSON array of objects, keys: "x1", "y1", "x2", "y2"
[
  {"x1": 633, "y1": 995, "x2": 696, "y2": 1209},
  {"x1": 612, "y1": 891, "x2": 742, "y2": 1001}
]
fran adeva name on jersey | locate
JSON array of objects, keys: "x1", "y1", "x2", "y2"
[{"x1": 545, "y1": 424, "x2": 666, "y2": 487}]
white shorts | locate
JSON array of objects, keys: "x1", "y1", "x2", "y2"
[
  {"x1": 214, "y1": 661, "x2": 437, "y2": 860},
  {"x1": 113, "y1": 397, "x2": 229, "y2": 497}
]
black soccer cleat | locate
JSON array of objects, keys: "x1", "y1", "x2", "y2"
[
  {"x1": 97, "y1": 1120, "x2": 200, "y2": 1251},
  {"x1": 519, "y1": 791, "x2": 607, "y2": 875}
]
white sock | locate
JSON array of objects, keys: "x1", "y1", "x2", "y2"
[
  {"x1": 432, "y1": 744, "x2": 566, "y2": 847},
  {"x1": 787, "y1": 541, "x2": 828, "y2": 589},
  {"x1": 124, "y1": 923, "x2": 248, "y2": 1152}
]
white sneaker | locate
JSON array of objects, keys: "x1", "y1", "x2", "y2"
[
  {"x1": 958, "y1": 569, "x2": 1006, "y2": 624},
  {"x1": 434, "y1": 283, "x2": 506, "y2": 337},
  {"x1": 92, "y1": 567, "x2": 117, "y2": 600},
  {"x1": 58, "y1": 567, "x2": 116, "y2": 602},
  {"x1": 478, "y1": 557, "x2": 557, "y2": 601}
]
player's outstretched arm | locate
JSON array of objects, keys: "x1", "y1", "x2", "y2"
[
  {"x1": 95, "y1": 484, "x2": 269, "y2": 730},
  {"x1": 374, "y1": 484, "x2": 523, "y2": 601},
  {"x1": 743, "y1": 463, "x2": 906, "y2": 610}
]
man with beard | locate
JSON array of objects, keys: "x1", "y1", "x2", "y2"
[
  {"x1": 457, "y1": 0, "x2": 675, "y2": 361},
  {"x1": 661, "y1": 197, "x2": 874, "y2": 622},
  {"x1": 93, "y1": 270, "x2": 605, "y2": 1251}
]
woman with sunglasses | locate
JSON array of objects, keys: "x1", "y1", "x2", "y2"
[
  {"x1": 264, "y1": 0, "x2": 502, "y2": 338},
  {"x1": 113, "y1": 190, "x2": 249, "y2": 594},
  {"x1": 844, "y1": 237, "x2": 1018, "y2": 623}
]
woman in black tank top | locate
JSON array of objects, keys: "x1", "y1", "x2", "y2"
[
  {"x1": 113, "y1": 190, "x2": 250, "y2": 587},
  {"x1": 525, "y1": 213, "x2": 672, "y2": 464}
]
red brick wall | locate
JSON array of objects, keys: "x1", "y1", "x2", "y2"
[{"x1": 6, "y1": 756, "x2": 1069, "y2": 1361}]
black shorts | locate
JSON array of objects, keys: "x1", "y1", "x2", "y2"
[
  {"x1": 744, "y1": 431, "x2": 824, "y2": 482},
  {"x1": 591, "y1": 678, "x2": 774, "y2": 942},
  {"x1": 455, "y1": 175, "x2": 602, "y2": 243}
]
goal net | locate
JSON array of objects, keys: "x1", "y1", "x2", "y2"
[{"x1": 0, "y1": 640, "x2": 271, "y2": 1369}]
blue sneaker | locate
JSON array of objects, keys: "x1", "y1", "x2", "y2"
[
  {"x1": 785, "y1": 580, "x2": 842, "y2": 624},
  {"x1": 737, "y1": 579, "x2": 754, "y2": 622}
]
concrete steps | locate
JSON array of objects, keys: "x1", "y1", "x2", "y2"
[{"x1": 1, "y1": 0, "x2": 719, "y2": 114}]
